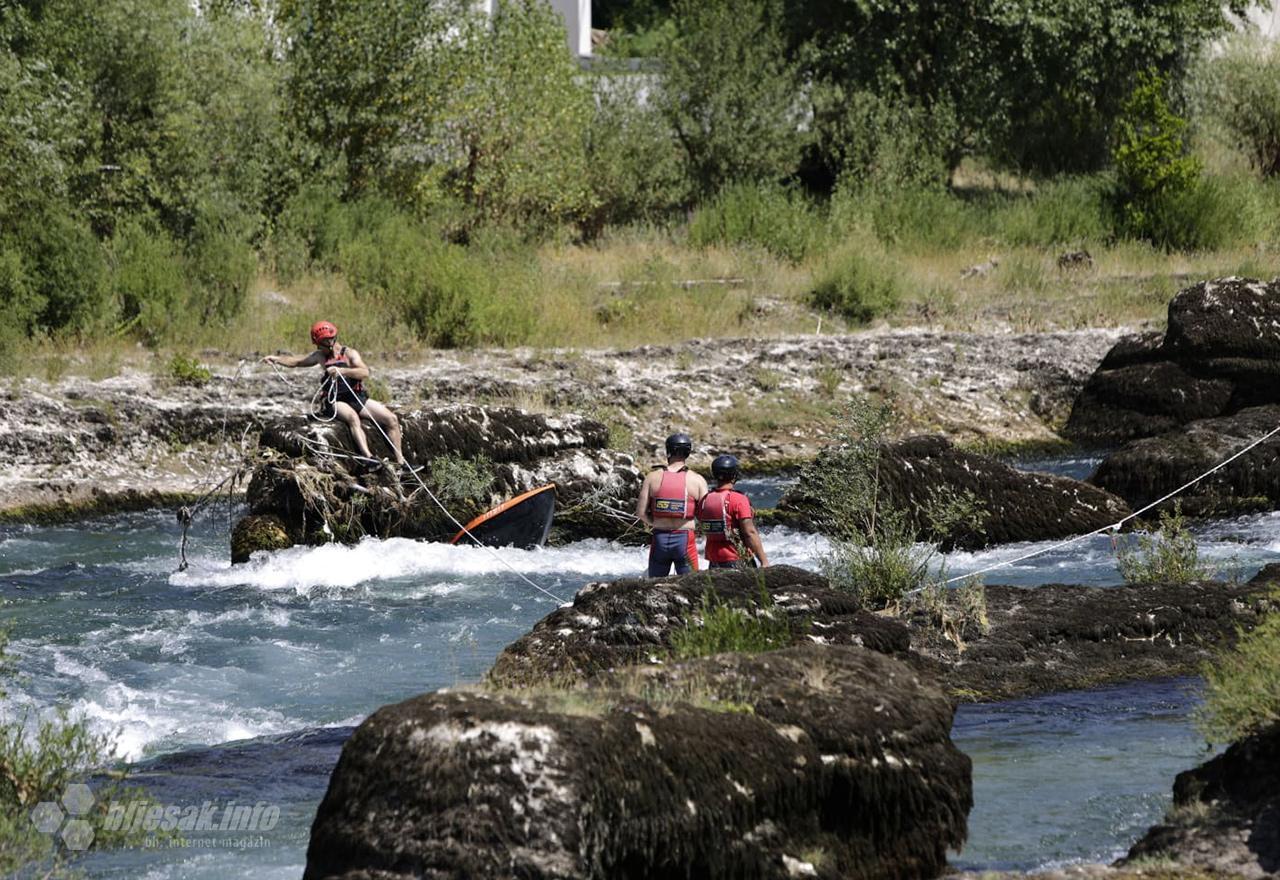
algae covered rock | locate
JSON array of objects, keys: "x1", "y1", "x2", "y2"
[
  {"x1": 774, "y1": 435, "x2": 1130, "y2": 550},
  {"x1": 1124, "y1": 722, "x2": 1280, "y2": 878},
  {"x1": 235, "y1": 405, "x2": 643, "y2": 556},
  {"x1": 487, "y1": 565, "x2": 910, "y2": 688},
  {"x1": 230, "y1": 514, "x2": 292, "y2": 563},
  {"x1": 304, "y1": 644, "x2": 971, "y2": 880}
]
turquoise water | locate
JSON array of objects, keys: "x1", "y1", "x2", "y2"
[{"x1": 3, "y1": 481, "x2": 1277, "y2": 878}]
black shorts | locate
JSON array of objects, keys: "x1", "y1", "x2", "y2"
[{"x1": 317, "y1": 389, "x2": 368, "y2": 420}]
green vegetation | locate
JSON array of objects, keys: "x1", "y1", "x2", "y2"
[
  {"x1": 1197, "y1": 597, "x2": 1280, "y2": 743},
  {"x1": 670, "y1": 588, "x2": 793, "y2": 659},
  {"x1": 0, "y1": 625, "x2": 123, "y2": 875},
  {"x1": 812, "y1": 399, "x2": 987, "y2": 608},
  {"x1": 2, "y1": 0, "x2": 1277, "y2": 368},
  {"x1": 1115, "y1": 504, "x2": 1215, "y2": 586},
  {"x1": 428, "y1": 454, "x2": 495, "y2": 505},
  {"x1": 166, "y1": 354, "x2": 212, "y2": 387}
]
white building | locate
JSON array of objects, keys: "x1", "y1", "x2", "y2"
[{"x1": 476, "y1": 0, "x2": 592, "y2": 57}]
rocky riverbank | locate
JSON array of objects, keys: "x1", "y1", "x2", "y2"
[{"x1": 0, "y1": 328, "x2": 1122, "y2": 522}]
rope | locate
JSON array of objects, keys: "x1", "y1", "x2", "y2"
[
  {"x1": 325, "y1": 369, "x2": 569, "y2": 606},
  {"x1": 909, "y1": 418, "x2": 1280, "y2": 594},
  {"x1": 174, "y1": 359, "x2": 253, "y2": 572}
]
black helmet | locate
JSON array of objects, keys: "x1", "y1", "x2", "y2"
[
  {"x1": 665, "y1": 432, "x2": 693, "y2": 459},
  {"x1": 711, "y1": 454, "x2": 739, "y2": 482}
]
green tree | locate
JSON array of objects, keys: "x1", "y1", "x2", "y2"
[
  {"x1": 781, "y1": 0, "x2": 1252, "y2": 178},
  {"x1": 1112, "y1": 69, "x2": 1202, "y2": 243},
  {"x1": 657, "y1": 0, "x2": 804, "y2": 197}
]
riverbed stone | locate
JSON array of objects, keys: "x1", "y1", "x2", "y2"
[
  {"x1": 229, "y1": 513, "x2": 292, "y2": 563},
  {"x1": 1065, "y1": 277, "x2": 1280, "y2": 445},
  {"x1": 238, "y1": 405, "x2": 642, "y2": 551},
  {"x1": 1123, "y1": 722, "x2": 1280, "y2": 879},
  {"x1": 486, "y1": 565, "x2": 911, "y2": 687},
  {"x1": 304, "y1": 643, "x2": 971, "y2": 880},
  {"x1": 1089, "y1": 404, "x2": 1280, "y2": 516},
  {"x1": 773, "y1": 435, "x2": 1131, "y2": 550}
]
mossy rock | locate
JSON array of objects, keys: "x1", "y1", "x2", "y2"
[{"x1": 231, "y1": 514, "x2": 293, "y2": 563}]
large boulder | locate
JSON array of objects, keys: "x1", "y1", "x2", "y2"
[
  {"x1": 1065, "y1": 277, "x2": 1280, "y2": 445},
  {"x1": 304, "y1": 644, "x2": 972, "y2": 880},
  {"x1": 1089, "y1": 404, "x2": 1280, "y2": 515},
  {"x1": 773, "y1": 435, "x2": 1131, "y2": 550},
  {"x1": 235, "y1": 405, "x2": 642, "y2": 555},
  {"x1": 487, "y1": 565, "x2": 910, "y2": 687},
  {"x1": 1123, "y1": 722, "x2": 1280, "y2": 878}
]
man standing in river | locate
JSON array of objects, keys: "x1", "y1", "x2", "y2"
[
  {"x1": 635, "y1": 432, "x2": 708, "y2": 576},
  {"x1": 263, "y1": 320, "x2": 415, "y2": 475}
]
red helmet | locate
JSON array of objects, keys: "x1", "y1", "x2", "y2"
[{"x1": 310, "y1": 320, "x2": 337, "y2": 345}]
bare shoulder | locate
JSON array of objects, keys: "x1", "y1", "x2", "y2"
[{"x1": 343, "y1": 346, "x2": 366, "y2": 365}]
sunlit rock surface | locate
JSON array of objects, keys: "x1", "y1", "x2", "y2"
[{"x1": 304, "y1": 644, "x2": 970, "y2": 880}]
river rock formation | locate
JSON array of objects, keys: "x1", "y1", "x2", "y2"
[
  {"x1": 1064, "y1": 277, "x2": 1280, "y2": 445},
  {"x1": 304, "y1": 643, "x2": 971, "y2": 880},
  {"x1": 1089, "y1": 403, "x2": 1280, "y2": 517},
  {"x1": 490, "y1": 567, "x2": 1273, "y2": 704},
  {"x1": 771, "y1": 435, "x2": 1131, "y2": 550},
  {"x1": 1123, "y1": 721, "x2": 1280, "y2": 878},
  {"x1": 487, "y1": 564, "x2": 910, "y2": 687},
  {"x1": 233, "y1": 405, "x2": 641, "y2": 560},
  {"x1": 0, "y1": 328, "x2": 1121, "y2": 522}
]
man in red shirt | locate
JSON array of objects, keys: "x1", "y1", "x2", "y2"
[{"x1": 697, "y1": 454, "x2": 769, "y2": 569}]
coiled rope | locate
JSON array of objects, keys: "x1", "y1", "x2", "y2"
[{"x1": 907, "y1": 419, "x2": 1280, "y2": 595}]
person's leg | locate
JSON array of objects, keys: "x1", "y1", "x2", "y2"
[
  {"x1": 360, "y1": 399, "x2": 405, "y2": 464},
  {"x1": 648, "y1": 536, "x2": 671, "y2": 577},
  {"x1": 672, "y1": 531, "x2": 698, "y2": 575},
  {"x1": 334, "y1": 401, "x2": 374, "y2": 459}
]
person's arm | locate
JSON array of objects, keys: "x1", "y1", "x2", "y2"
[
  {"x1": 263, "y1": 350, "x2": 323, "y2": 368},
  {"x1": 738, "y1": 517, "x2": 769, "y2": 567},
  {"x1": 336, "y1": 347, "x2": 372, "y2": 382},
  {"x1": 635, "y1": 474, "x2": 654, "y2": 528}
]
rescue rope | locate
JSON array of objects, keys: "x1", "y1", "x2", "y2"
[
  {"x1": 320, "y1": 369, "x2": 569, "y2": 606},
  {"x1": 175, "y1": 359, "x2": 252, "y2": 572},
  {"x1": 908, "y1": 418, "x2": 1280, "y2": 595}
]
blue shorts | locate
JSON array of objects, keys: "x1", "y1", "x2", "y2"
[{"x1": 648, "y1": 530, "x2": 698, "y2": 577}]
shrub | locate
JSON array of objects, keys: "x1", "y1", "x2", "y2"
[
  {"x1": 429, "y1": 454, "x2": 494, "y2": 505},
  {"x1": 810, "y1": 398, "x2": 987, "y2": 608},
  {"x1": 166, "y1": 354, "x2": 211, "y2": 387},
  {"x1": 837, "y1": 184, "x2": 981, "y2": 251},
  {"x1": 581, "y1": 73, "x2": 689, "y2": 236},
  {"x1": 809, "y1": 238, "x2": 903, "y2": 324},
  {"x1": 108, "y1": 219, "x2": 187, "y2": 345},
  {"x1": 9, "y1": 209, "x2": 110, "y2": 335},
  {"x1": 185, "y1": 205, "x2": 256, "y2": 324},
  {"x1": 688, "y1": 183, "x2": 824, "y2": 262},
  {"x1": 1199, "y1": 35, "x2": 1280, "y2": 178},
  {"x1": 1115, "y1": 503, "x2": 1213, "y2": 585},
  {"x1": 1139, "y1": 174, "x2": 1270, "y2": 252},
  {"x1": 1197, "y1": 600, "x2": 1280, "y2": 743},
  {"x1": 991, "y1": 175, "x2": 1114, "y2": 247},
  {"x1": 1112, "y1": 70, "x2": 1202, "y2": 245},
  {"x1": 670, "y1": 588, "x2": 793, "y2": 659},
  {"x1": 811, "y1": 86, "x2": 957, "y2": 191}
]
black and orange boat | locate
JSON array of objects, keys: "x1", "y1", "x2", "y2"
[{"x1": 450, "y1": 484, "x2": 556, "y2": 550}]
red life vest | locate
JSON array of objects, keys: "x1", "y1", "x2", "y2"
[
  {"x1": 650, "y1": 469, "x2": 695, "y2": 519},
  {"x1": 321, "y1": 345, "x2": 364, "y2": 395},
  {"x1": 698, "y1": 488, "x2": 749, "y2": 562}
]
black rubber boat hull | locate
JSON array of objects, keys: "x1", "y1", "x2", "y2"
[{"x1": 450, "y1": 484, "x2": 556, "y2": 549}]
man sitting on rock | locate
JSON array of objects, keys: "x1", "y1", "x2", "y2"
[
  {"x1": 263, "y1": 320, "x2": 416, "y2": 475},
  {"x1": 697, "y1": 454, "x2": 769, "y2": 569},
  {"x1": 635, "y1": 432, "x2": 708, "y2": 576}
]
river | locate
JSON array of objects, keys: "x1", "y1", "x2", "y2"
[{"x1": 2, "y1": 466, "x2": 1276, "y2": 877}]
